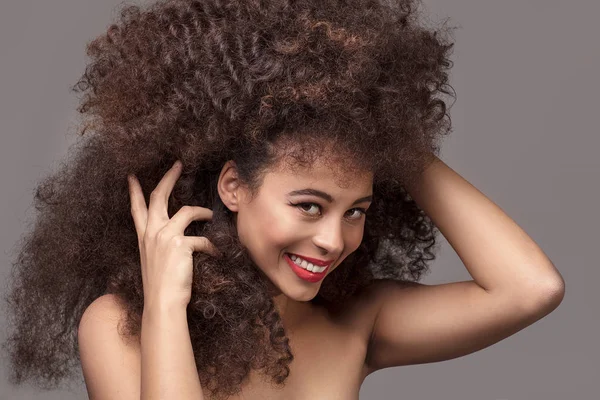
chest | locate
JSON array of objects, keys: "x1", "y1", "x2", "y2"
[{"x1": 214, "y1": 307, "x2": 371, "y2": 400}]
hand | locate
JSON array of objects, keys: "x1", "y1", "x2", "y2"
[{"x1": 127, "y1": 160, "x2": 219, "y2": 309}]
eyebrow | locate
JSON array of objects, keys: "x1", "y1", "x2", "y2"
[{"x1": 288, "y1": 188, "x2": 373, "y2": 206}]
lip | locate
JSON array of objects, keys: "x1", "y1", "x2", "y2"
[
  {"x1": 285, "y1": 252, "x2": 334, "y2": 267},
  {"x1": 284, "y1": 253, "x2": 330, "y2": 283}
]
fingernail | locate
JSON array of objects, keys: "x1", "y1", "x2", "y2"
[{"x1": 174, "y1": 160, "x2": 182, "y2": 169}]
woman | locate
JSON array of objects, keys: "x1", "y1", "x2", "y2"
[{"x1": 3, "y1": 0, "x2": 565, "y2": 399}]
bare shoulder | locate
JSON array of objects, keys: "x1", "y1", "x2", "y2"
[
  {"x1": 78, "y1": 294, "x2": 141, "y2": 399},
  {"x1": 80, "y1": 294, "x2": 127, "y2": 324},
  {"x1": 326, "y1": 279, "x2": 416, "y2": 346},
  {"x1": 79, "y1": 294, "x2": 139, "y2": 345}
]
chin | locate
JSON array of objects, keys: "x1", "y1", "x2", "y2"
[{"x1": 281, "y1": 282, "x2": 321, "y2": 302}]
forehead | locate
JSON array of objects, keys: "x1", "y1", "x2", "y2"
[{"x1": 263, "y1": 153, "x2": 374, "y2": 192}]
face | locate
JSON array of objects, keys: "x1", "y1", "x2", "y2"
[{"x1": 218, "y1": 156, "x2": 374, "y2": 303}]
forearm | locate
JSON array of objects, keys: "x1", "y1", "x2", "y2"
[
  {"x1": 141, "y1": 304, "x2": 204, "y2": 400},
  {"x1": 403, "y1": 155, "x2": 565, "y2": 300}
]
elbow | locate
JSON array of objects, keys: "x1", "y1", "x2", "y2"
[
  {"x1": 543, "y1": 275, "x2": 566, "y2": 309},
  {"x1": 526, "y1": 274, "x2": 566, "y2": 315}
]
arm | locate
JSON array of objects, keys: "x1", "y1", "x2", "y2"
[
  {"x1": 79, "y1": 295, "x2": 142, "y2": 400},
  {"x1": 81, "y1": 161, "x2": 211, "y2": 399},
  {"x1": 362, "y1": 155, "x2": 565, "y2": 374},
  {"x1": 141, "y1": 302, "x2": 205, "y2": 400},
  {"x1": 78, "y1": 295, "x2": 205, "y2": 400},
  {"x1": 126, "y1": 161, "x2": 214, "y2": 399},
  {"x1": 405, "y1": 154, "x2": 564, "y2": 297}
]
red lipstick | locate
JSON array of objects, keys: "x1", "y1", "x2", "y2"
[
  {"x1": 284, "y1": 253, "x2": 330, "y2": 283},
  {"x1": 286, "y1": 253, "x2": 334, "y2": 267}
]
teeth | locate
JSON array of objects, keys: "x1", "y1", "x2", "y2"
[{"x1": 289, "y1": 254, "x2": 326, "y2": 273}]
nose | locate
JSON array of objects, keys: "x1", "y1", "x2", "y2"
[{"x1": 311, "y1": 219, "x2": 344, "y2": 256}]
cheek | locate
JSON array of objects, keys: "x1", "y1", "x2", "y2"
[
  {"x1": 239, "y1": 204, "x2": 299, "y2": 251},
  {"x1": 259, "y1": 209, "x2": 302, "y2": 250},
  {"x1": 347, "y1": 224, "x2": 366, "y2": 252}
]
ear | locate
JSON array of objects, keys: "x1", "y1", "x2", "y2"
[{"x1": 217, "y1": 160, "x2": 243, "y2": 212}]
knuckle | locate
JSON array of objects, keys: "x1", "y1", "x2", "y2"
[
  {"x1": 155, "y1": 229, "x2": 169, "y2": 242},
  {"x1": 180, "y1": 205, "x2": 192, "y2": 214},
  {"x1": 149, "y1": 190, "x2": 161, "y2": 201},
  {"x1": 169, "y1": 235, "x2": 185, "y2": 248},
  {"x1": 142, "y1": 232, "x2": 155, "y2": 245}
]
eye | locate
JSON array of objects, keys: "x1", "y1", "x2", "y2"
[
  {"x1": 347, "y1": 208, "x2": 367, "y2": 219},
  {"x1": 289, "y1": 202, "x2": 367, "y2": 221},
  {"x1": 295, "y1": 202, "x2": 320, "y2": 216}
]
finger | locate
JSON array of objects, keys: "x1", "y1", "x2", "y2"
[
  {"x1": 163, "y1": 206, "x2": 214, "y2": 236},
  {"x1": 147, "y1": 160, "x2": 183, "y2": 227},
  {"x1": 183, "y1": 236, "x2": 221, "y2": 257},
  {"x1": 127, "y1": 174, "x2": 148, "y2": 238}
]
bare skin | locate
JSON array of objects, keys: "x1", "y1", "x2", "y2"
[
  {"x1": 204, "y1": 155, "x2": 378, "y2": 399},
  {"x1": 216, "y1": 156, "x2": 374, "y2": 326},
  {"x1": 79, "y1": 154, "x2": 564, "y2": 399},
  {"x1": 210, "y1": 155, "x2": 565, "y2": 399},
  {"x1": 216, "y1": 291, "x2": 378, "y2": 400}
]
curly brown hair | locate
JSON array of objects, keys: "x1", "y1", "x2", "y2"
[{"x1": 2, "y1": 0, "x2": 456, "y2": 398}]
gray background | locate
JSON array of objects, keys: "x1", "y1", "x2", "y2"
[{"x1": 1, "y1": 0, "x2": 597, "y2": 399}]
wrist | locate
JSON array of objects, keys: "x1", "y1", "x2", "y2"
[{"x1": 143, "y1": 297, "x2": 189, "y2": 317}]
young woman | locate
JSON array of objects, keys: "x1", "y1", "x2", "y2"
[{"x1": 3, "y1": 0, "x2": 565, "y2": 399}]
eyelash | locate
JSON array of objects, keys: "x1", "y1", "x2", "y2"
[{"x1": 288, "y1": 202, "x2": 368, "y2": 220}]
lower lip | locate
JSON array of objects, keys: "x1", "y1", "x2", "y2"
[{"x1": 284, "y1": 253, "x2": 330, "y2": 283}]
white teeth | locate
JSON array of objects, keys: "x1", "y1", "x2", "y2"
[{"x1": 289, "y1": 254, "x2": 326, "y2": 273}]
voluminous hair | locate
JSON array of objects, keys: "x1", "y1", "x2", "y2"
[{"x1": 3, "y1": 0, "x2": 455, "y2": 398}]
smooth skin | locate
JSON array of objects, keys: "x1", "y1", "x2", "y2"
[
  {"x1": 362, "y1": 155, "x2": 565, "y2": 373},
  {"x1": 80, "y1": 160, "x2": 216, "y2": 399},
  {"x1": 78, "y1": 156, "x2": 566, "y2": 399},
  {"x1": 127, "y1": 160, "x2": 219, "y2": 309}
]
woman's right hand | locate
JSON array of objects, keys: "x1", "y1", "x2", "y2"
[{"x1": 127, "y1": 160, "x2": 220, "y2": 310}]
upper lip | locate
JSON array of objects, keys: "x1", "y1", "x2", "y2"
[{"x1": 287, "y1": 253, "x2": 334, "y2": 267}]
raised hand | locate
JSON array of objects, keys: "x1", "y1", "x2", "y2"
[{"x1": 127, "y1": 160, "x2": 219, "y2": 309}]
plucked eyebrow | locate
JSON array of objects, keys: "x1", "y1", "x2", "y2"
[{"x1": 288, "y1": 188, "x2": 373, "y2": 206}]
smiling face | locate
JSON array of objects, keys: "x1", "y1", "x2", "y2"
[{"x1": 217, "y1": 153, "x2": 374, "y2": 304}]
